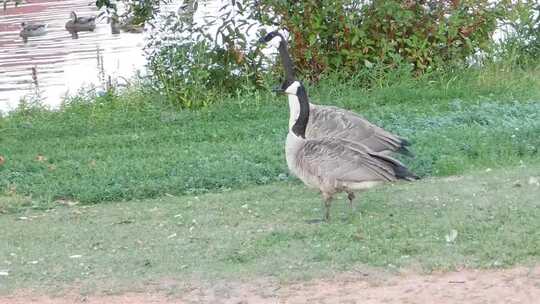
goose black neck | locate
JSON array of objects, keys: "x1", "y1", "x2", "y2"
[
  {"x1": 277, "y1": 38, "x2": 296, "y2": 81},
  {"x1": 292, "y1": 85, "x2": 310, "y2": 138}
]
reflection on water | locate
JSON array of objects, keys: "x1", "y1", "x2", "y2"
[
  {"x1": 0, "y1": 0, "x2": 146, "y2": 112},
  {"x1": 0, "y1": 0, "x2": 264, "y2": 113}
]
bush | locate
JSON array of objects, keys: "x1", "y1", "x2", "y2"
[
  {"x1": 144, "y1": 0, "x2": 538, "y2": 106},
  {"x1": 95, "y1": 0, "x2": 162, "y2": 26},
  {"x1": 147, "y1": 38, "x2": 219, "y2": 108},
  {"x1": 495, "y1": 0, "x2": 540, "y2": 65},
  {"x1": 168, "y1": 1, "x2": 513, "y2": 81},
  {"x1": 254, "y1": 0, "x2": 506, "y2": 80},
  {"x1": 145, "y1": 5, "x2": 267, "y2": 109}
]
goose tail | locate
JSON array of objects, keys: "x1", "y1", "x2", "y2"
[
  {"x1": 397, "y1": 144, "x2": 414, "y2": 158},
  {"x1": 393, "y1": 163, "x2": 419, "y2": 181},
  {"x1": 370, "y1": 153, "x2": 419, "y2": 181}
]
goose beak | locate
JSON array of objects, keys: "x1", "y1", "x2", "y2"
[
  {"x1": 272, "y1": 86, "x2": 284, "y2": 94},
  {"x1": 258, "y1": 36, "x2": 270, "y2": 45}
]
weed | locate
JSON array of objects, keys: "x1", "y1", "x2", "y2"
[
  {"x1": 1, "y1": 65, "x2": 540, "y2": 204},
  {"x1": 0, "y1": 165, "x2": 538, "y2": 294}
]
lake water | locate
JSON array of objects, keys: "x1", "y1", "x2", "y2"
[
  {"x1": 0, "y1": 0, "x2": 150, "y2": 112},
  {"x1": 0, "y1": 1, "x2": 514, "y2": 114},
  {"x1": 0, "y1": 0, "x2": 234, "y2": 113}
]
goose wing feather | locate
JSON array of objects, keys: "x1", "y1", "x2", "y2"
[
  {"x1": 24, "y1": 24, "x2": 46, "y2": 31},
  {"x1": 308, "y1": 104, "x2": 411, "y2": 154},
  {"x1": 76, "y1": 16, "x2": 96, "y2": 24},
  {"x1": 297, "y1": 138, "x2": 413, "y2": 186}
]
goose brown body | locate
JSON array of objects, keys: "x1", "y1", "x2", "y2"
[
  {"x1": 286, "y1": 135, "x2": 413, "y2": 193},
  {"x1": 284, "y1": 82, "x2": 417, "y2": 221},
  {"x1": 307, "y1": 103, "x2": 411, "y2": 155},
  {"x1": 261, "y1": 30, "x2": 412, "y2": 156}
]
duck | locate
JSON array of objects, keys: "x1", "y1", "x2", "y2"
[
  {"x1": 19, "y1": 22, "x2": 47, "y2": 41},
  {"x1": 65, "y1": 11, "x2": 96, "y2": 32},
  {"x1": 281, "y1": 80, "x2": 417, "y2": 221},
  {"x1": 109, "y1": 14, "x2": 144, "y2": 34},
  {"x1": 259, "y1": 31, "x2": 413, "y2": 156}
]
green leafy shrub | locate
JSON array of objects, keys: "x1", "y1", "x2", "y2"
[
  {"x1": 145, "y1": 6, "x2": 267, "y2": 109},
  {"x1": 495, "y1": 0, "x2": 540, "y2": 65},
  {"x1": 158, "y1": 0, "x2": 512, "y2": 84},
  {"x1": 95, "y1": 0, "x2": 163, "y2": 26},
  {"x1": 136, "y1": 1, "x2": 536, "y2": 105},
  {"x1": 147, "y1": 38, "x2": 219, "y2": 108},
  {"x1": 251, "y1": 0, "x2": 504, "y2": 80}
]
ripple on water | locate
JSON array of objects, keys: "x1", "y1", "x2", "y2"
[{"x1": 0, "y1": 0, "x2": 146, "y2": 112}]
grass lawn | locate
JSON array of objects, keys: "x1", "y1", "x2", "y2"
[
  {"x1": 1, "y1": 63, "x2": 539, "y2": 296},
  {"x1": 1, "y1": 64, "x2": 540, "y2": 205},
  {"x1": 0, "y1": 165, "x2": 538, "y2": 295}
]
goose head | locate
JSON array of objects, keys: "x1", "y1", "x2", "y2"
[
  {"x1": 258, "y1": 31, "x2": 285, "y2": 44},
  {"x1": 272, "y1": 78, "x2": 294, "y2": 94},
  {"x1": 283, "y1": 80, "x2": 302, "y2": 95},
  {"x1": 70, "y1": 11, "x2": 77, "y2": 22}
]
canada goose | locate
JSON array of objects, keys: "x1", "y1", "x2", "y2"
[
  {"x1": 65, "y1": 11, "x2": 96, "y2": 32},
  {"x1": 282, "y1": 80, "x2": 417, "y2": 221},
  {"x1": 20, "y1": 22, "x2": 47, "y2": 41},
  {"x1": 260, "y1": 31, "x2": 412, "y2": 156}
]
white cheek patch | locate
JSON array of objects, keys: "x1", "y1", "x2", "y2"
[
  {"x1": 285, "y1": 81, "x2": 300, "y2": 95},
  {"x1": 288, "y1": 95, "x2": 301, "y2": 129}
]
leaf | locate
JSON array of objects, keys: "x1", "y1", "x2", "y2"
[
  {"x1": 219, "y1": 3, "x2": 229, "y2": 12},
  {"x1": 364, "y1": 59, "x2": 374, "y2": 68},
  {"x1": 246, "y1": 23, "x2": 256, "y2": 33},
  {"x1": 308, "y1": 33, "x2": 317, "y2": 45},
  {"x1": 528, "y1": 177, "x2": 540, "y2": 187},
  {"x1": 445, "y1": 229, "x2": 458, "y2": 243},
  {"x1": 35, "y1": 154, "x2": 47, "y2": 162},
  {"x1": 351, "y1": 34, "x2": 360, "y2": 46}
]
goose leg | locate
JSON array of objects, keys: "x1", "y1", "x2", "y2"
[
  {"x1": 322, "y1": 192, "x2": 333, "y2": 222},
  {"x1": 346, "y1": 191, "x2": 355, "y2": 211}
]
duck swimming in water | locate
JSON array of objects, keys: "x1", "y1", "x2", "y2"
[
  {"x1": 20, "y1": 22, "x2": 47, "y2": 42},
  {"x1": 65, "y1": 11, "x2": 96, "y2": 32}
]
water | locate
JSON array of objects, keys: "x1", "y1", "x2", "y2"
[
  {"x1": 0, "y1": 0, "x2": 255, "y2": 113},
  {"x1": 0, "y1": 0, "x2": 271, "y2": 113},
  {"x1": 0, "y1": 0, "x2": 150, "y2": 112}
]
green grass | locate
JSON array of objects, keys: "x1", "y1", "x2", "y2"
[
  {"x1": 0, "y1": 64, "x2": 540, "y2": 204},
  {"x1": 1, "y1": 63, "x2": 539, "y2": 295},
  {"x1": 0, "y1": 165, "x2": 538, "y2": 294}
]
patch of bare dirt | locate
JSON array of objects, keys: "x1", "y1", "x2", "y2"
[{"x1": 2, "y1": 266, "x2": 539, "y2": 303}]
